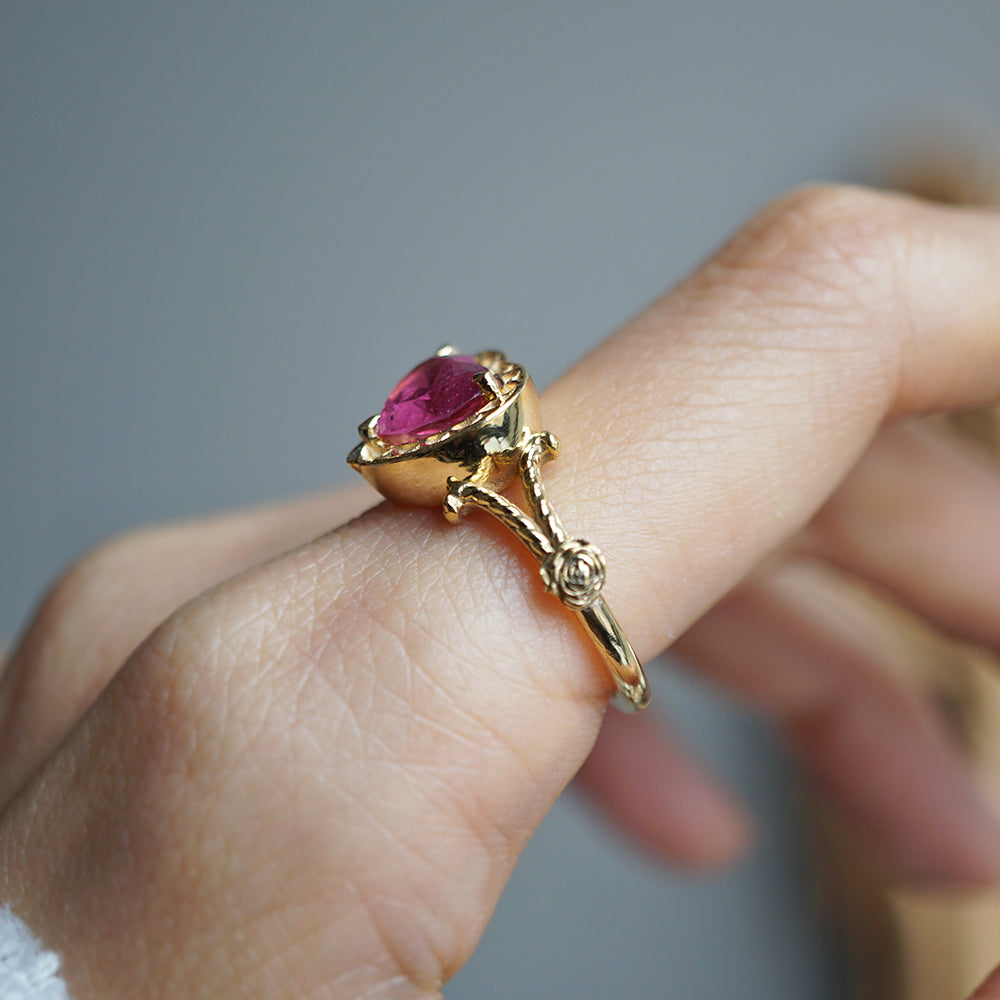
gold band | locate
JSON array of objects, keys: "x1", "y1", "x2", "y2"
[{"x1": 347, "y1": 347, "x2": 649, "y2": 712}]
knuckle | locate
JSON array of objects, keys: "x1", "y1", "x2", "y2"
[
  {"x1": 738, "y1": 183, "x2": 906, "y2": 269},
  {"x1": 713, "y1": 183, "x2": 914, "y2": 326},
  {"x1": 691, "y1": 182, "x2": 923, "y2": 409},
  {"x1": 127, "y1": 605, "x2": 225, "y2": 732},
  {"x1": 114, "y1": 625, "x2": 205, "y2": 782},
  {"x1": 119, "y1": 566, "x2": 309, "y2": 767}
]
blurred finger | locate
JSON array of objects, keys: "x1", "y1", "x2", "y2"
[
  {"x1": 676, "y1": 560, "x2": 1000, "y2": 886},
  {"x1": 804, "y1": 420, "x2": 1000, "y2": 650},
  {"x1": 576, "y1": 702, "x2": 752, "y2": 868}
]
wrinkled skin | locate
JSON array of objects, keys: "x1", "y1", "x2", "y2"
[{"x1": 4, "y1": 186, "x2": 1000, "y2": 998}]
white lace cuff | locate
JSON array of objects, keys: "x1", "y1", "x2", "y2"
[{"x1": 0, "y1": 906, "x2": 71, "y2": 1000}]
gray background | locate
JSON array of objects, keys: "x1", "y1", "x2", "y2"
[{"x1": 2, "y1": 4, "x2": 999, "y2": 997}]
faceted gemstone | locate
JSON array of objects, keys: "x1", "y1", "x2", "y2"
[{"x1": 377, "y1": 354, "x2": 489, "y2": 443}]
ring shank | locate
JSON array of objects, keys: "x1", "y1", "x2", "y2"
[{"x1": 577, "y1": 598, "x2": 649, "y2": 711}]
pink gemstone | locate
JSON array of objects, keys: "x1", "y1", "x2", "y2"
[{"x1": 377, "y1": 354, "x2": 489, "y2": 443}]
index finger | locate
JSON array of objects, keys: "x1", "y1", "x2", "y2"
[{"x1": 540, "y1": 183, "x2": 1000, "y2": 643}]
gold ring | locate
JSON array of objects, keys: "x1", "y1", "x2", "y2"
[{"x1": 347, "y1": 346, "x2": 649, "y2": 712}]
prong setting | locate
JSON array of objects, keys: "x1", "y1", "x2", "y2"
[
  {"x1": 358, "y1": 415, "x2": 380, "y2": 442},
  {"x1": 472, "y1": 368, "x2": 505, "y2": 401}
]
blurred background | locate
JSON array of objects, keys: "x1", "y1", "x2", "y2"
[{"x1": 3, "y1": 4, "x2": 999, "y2": 997}]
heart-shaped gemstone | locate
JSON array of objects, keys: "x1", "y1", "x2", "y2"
[{"x1": 376, "y1": 354, "x2": 488, "y2": 443}]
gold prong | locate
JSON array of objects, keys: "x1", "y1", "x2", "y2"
[
  {"x1": 435, "y1": 344, "x2": 459, "y2": 356},
  {"x1": 472, "y1": 369, "x2": 504, "y2": 400},
  {"x1": 358, "y1": 415, "x2": 380, "y2": 442},
  {"x1": 475, "y1": 349, "x2": 507, "y2": 370}
]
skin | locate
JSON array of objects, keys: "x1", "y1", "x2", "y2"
[
  {"x1": 973, "y1": 966, "x2": 1000, "y2": 1000},
  {"x1": 3, "y1": 184, "x2": 1000, "y2": 997}
]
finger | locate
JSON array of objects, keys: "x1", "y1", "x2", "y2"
[
  {"x1": 11, "y1": 185, "x2": 1000, "y2": 998},
  {"x1": 575, "y1": 702, "x2": 752, "y2": 868},
  {"x1": 804, "y1": 419, "x2": 1000, "y2": 650},
  {"x1": 675, "y1": 559, "x2": 1000, "y2": 886},
  {"x1": 1, "y1": 474, "x2": 721, "y2": 872},
  {"x1": 0, "y1": 481, "x2": 378, "y2": 806}
]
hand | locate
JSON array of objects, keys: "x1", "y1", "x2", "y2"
[{"x1": 3, "y1": 185, "x2": 1000, "y2": 998}]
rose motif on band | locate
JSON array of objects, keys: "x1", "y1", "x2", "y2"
[{"x1": 540, "y1": 539, "x2": 607, "y2": 610}]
